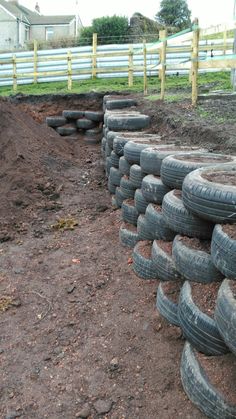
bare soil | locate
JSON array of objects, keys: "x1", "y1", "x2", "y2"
[
  {"x1": 202, "y1": 171, "x2": 236, "y2": 185},
  {"x1": 155, "y1": 240, "x2": 173, "y2": 256},
  {"x1": 2, "y1": 91, "x2": 236, "y2": 419},
  {"x1": 135, "y1": 240, "x2": 153, "y2": 258},
  {"x1": 161, "y1": 281, "x2": 183, "y2": 304},
  {"x1": 190, "y1": 282, "x2": 221, "y2": 318},
  {"x1": 175, "y1": 154, "x2": 232, "y2": 163},
  {"x1": 178, "y1": 236, "x2": 211, "y2": 253},
  {"x1": 223, "y1": 224, "x2": 236, "y2": 240}
]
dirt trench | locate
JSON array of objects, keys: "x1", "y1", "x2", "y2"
[{"x1": 2, "y1": 91, "x2": 234, "y2": 418}]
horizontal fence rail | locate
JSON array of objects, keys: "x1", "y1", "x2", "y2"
[{"x1": 0, "y1": 19, "x2": 235, "y2": 104}]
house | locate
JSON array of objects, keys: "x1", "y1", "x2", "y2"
[{"x1": 0, "y1": 0, "x2": 82, "y2": 50}]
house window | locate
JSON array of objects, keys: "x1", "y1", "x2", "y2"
[
  {"x1": 45, "y1": 27, "x2": 54, "y2": 41},
  {"x1": 25, "y1": 26, "x2": 30, "y2": 42}
]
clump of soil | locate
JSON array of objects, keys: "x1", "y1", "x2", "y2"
[
  {"x1": 173, "y1": 190, "x2": 182, "y2": 198},
  {"x1": 122, "y1": 222, "x2": 137, "y2": 232},
  {"x1": 153, "y1": 204, "x2": 162, "y2": 212},
  {"x1": 190, "y1": 282, "x2": 221, "y2": 318},
  {"x1": 222, "y1": 224, "x2": 236, "y2": 240},
  {"x1": 197, "y1": 351, "x2": 236, "y2": 405},
  {"x1": 123, "y1": 198, "x2": 135, "y2": 206},
  {"x1": 179, "y1": 236, "x2": 211, "y2": 253},
  {"x1": 156, "y1": 239, "x2": 173, "y2": 256},
  {"x1": 161, "y1": 281, "x2": 183, "y2": 303},
  {"x1": 175, "y1": 154, "x2": 232, "y2": 163},
  {"x1": 136, "y1": 240, "x2": 153, "y2": 258},
  {"x1": 202, "y1": 171, "x2": 236, "y2": 186}
]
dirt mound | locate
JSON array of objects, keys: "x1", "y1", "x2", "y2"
[{"x1": 0, "y1": 99, "x2": 73, "y2": 241}]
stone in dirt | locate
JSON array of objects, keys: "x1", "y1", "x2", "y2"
[
  {"x1": 76, "y1": 403, "x2": 91, "y2": 418},
  {"x1": 93, "y1": 399, "x2": 113, "y2": 414}
]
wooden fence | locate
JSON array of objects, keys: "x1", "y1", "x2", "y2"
[{"x1": 0, "y1": 19, "x2": 236, "y2": 105}]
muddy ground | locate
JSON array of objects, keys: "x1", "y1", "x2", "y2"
[{"x1": 0, "y1": 92, "x2": 235, "y2": 419}]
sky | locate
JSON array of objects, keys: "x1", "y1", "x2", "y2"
[{"x1": 18, "y1": 0, "x2": 235, "y2": 28}]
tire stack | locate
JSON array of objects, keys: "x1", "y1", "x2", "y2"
[{"x1": 46, "y1": 110, "x2": 104, "y2": 143}]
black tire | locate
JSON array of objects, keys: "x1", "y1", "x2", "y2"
[
  {"x1": 107, "y1": 181, "x2": 116, "y2": 194},
  {"x1": 76, "y1": 118, "x2": 96, "y2": 130},
  {"x1": 110, "y1": 151, "x2": 120, "y2": 168},
  {"x1": 106, "y1": 131, "x2": 117, "y2": 148},
  {"x1": 215, "y1": 279, "x2": 236, "y2": 356},
  {"x1": 120, "y1": 176, "x2": 137, "y2": 191},
  {"x1": 104, "y1": 110, "x2": 141, "y2": 126},
  {"x1": 211, "y1": 224, "x2": 236, "y2": 280},
  {"x1": 134, "y1": 189, "x2": 149, "y2": 214},
  {"x1": 85, "y1": 127, "x2": 103, "y2": 137},
  {"x1": 119, "y1": 223, "x2": 139, "y2": 248},
  {"x1": 115, "y1": 187, "x2": 127, "y2": 207},
  {"x1": 124, "y1": 138, "x2": 162, "y2": 164},
  {"x1": 156, "y1": 282, "x2": 180, "y2": 326},
  {"x1": 105, "y1": 142, "x2": 112, "y2": 157},
  {"x1": 129, "y1": 164, "x2": 146, "y2": 188},
  {"x1": 109, "y1": 167, "x2": 122, "y2": 186},
  {"x1": 161, "y1": 153, "x2": 235, "y2": 190},
  {"x1": 107, "y1": 114, "x2": 151, "y2": 131},
  {"x1": 132, "y1": 241, "x2": 158, "y2": 280},
  {"x1": 84, "y1": 111, "x2": 104, "y2": 122},
  {"x1": 178, "y1": 281, "x2": 229, "y2": 355},
  {"x1": 105, "y1": 157, "x2": 113, "y2": 176},
  {"x1": 140, "y1": 145, "x2": 204, "y2": 176},
  {"x1": 181, "y1": 342, "x2": 236, "y2": 419},
  {"x1": 151, "y1": 240, "x2": 182, "y2": 281},
  {"x1": 46, "y1": 116, "x2": 67, "y2": 127},
  {"x1": 121, "y1": 199, "x2": 139, "y2": 225},
  {"x1": 119, "y1": 157, "x2": 131, "y2": 176},
  {"x1": 172, "y1": 235, "x2": 224, "y2": 283},
  {"x1": 111, "y1": 196, "x2": 118, "y2": 208},
  {"x1": 162, "y1": 190, "x2": 214, "y2": 239},
  {"x1": 137, "y1": 214, "x2": 153, "y2": 240},
  {"x1": 113, "y1": 136, "x2": 130, "y2": 156},
  {"x1": 56, "y1": 126, "x2": 77, "y2": 136},
  {"x1": 106, "y1": 98, "x2": 137, "y2": 110},
  {"x1": 62, "y1": 110, "x2": 84, "y2": 119},
  {"x1": 182, "y1": 164, "x2": 236, "y2": 223},
  {"x1": 101, "y1": 137, "x2": 106, "y2": 151},
  {"x1": 141, "y1": 175, "x2": 170, "y2": 204},
  {"x1": 145, "y1": 203, "x2": 175, "y2": 241}
]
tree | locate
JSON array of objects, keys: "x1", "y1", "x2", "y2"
[
  {"x1": 79, "y1": 15, "x2": 129, "y2": 46},
  {"x1": 155, "y1": 0, "x2": 191, "y2": 31}
]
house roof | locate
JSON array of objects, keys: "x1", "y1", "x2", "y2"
[{"x1": 0, "y1": 0, "x2": 76, "y2": 25}]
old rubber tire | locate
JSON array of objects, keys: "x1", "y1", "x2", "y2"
[
  {"x1": 119, "y1": 223, "x2": 139, "y2": 248},
  {"x1": 172, "y1": 235, "x2": 224, "y2": 283},
  {"x1": 46, "y1": 116, "x2": 67, "y2": 127},
  {"x1": 119, "y1": 157, "x2": 131, "y2": 176},
  {"x1": 121, "y1": 199, "x2": 139, "y2": 225},
  {"x1": 107, "y1": 180, "x2": 116, "y2": 194},
  {"x1": 182, "y1": 164, "x2": 236, "y2": 223},
  {"x1": 62, "y1": 110, "x2": 84, "y2": 119},
  {"x1": 109, "y1": 167, "x2": 122, "y2": 186},
  {"x1": 115, "y1": 187, "x2": 127, "y2": 207},
  {"x1": 151, "y1": 240, "x2": 182, "y2": 282},
  {"x1": 178, "y1": 281, "x2": 229, "y2": 355},
  {"x1": 110, "y1": 151, "x2": 120, "y2": 168},
  {"x1": 156, "y1": 282, "x2": 180, "y2": 326},
  {"x1": 124, "y1": 138, "x2": 161, "y2": 164},
  {"x1": 129, "y1": 164, "x2": 146, "y2": 189},
  {"x1": 132, "y1": 241, "x2": 158, "y2": 280},
  {"x1": 215, "y1": 279, "x2": 236, "y2": 356},
  {"x1": 76, "y1": 118, "x2": 96, "y2": 130},
  {"x1": 56, "y1": 126, "x2": 77, "y2": 136},
  {"x1": 107, "y1": 114, "x2": 150, "y2": 131},
  {"x1": 162, "y1": 190, "x2": 214, "y2": 239},
  {"x1": 134, "y1": 189, "x2": 149, "y2": 214},
  {"x1": 84, "y1": 111, "x2": 104, "y2": 122},
  {"x1": 141, "y1": 175, "x2": 170, "y2": 204},
  {"x1": 211, "y1": 224, "x2": 236, "y2": 280},
  {"x1": 161, "y1": 153, "x2": 235, "y2": 190},
  {"x1": 145, "y1": 203, "x2": 175, "y2": 241},
  {"x1": 137, "y1": 214, "x2": 153, "y2": 240},
  {"x1": 105, "y1": 98, "x2": 137, "y2": 110},
  {"x1": 181, "y1": 342, "x2": 236, "y2": 419}
]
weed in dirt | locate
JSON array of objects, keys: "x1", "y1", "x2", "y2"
[
  {"x1": 0, "y1": 297, "x2": 13, "y2": 312},
  {"x1": 51, "y1": 217, "x2": 79, "y2": 231}
]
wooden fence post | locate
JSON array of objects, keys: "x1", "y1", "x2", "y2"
[
  {"x1": 143, "y1": 39, "x2": 147, "y2": 95},
  {"x1": 12, "y1": 54, "x2": 17, "y2": 92},
  {"x1": 191, "y1": 18, "x2": 200, "y2": 106},
  {"x1": 92, "y1": 33, "x2": 97, "y2": 79},
  {"x1": 128, "y1": 45, "x2": 134, "y2": 87},
  {"x1": 33, "y1": 40, "x2": 38, "y2": 84},
  {"x1": 223, "y1": 26, "x2": 227, "y2": 55},
  {"x1": 160, "y1": 29, "x2": 167, "y2": 101},
  {"x1": 67, "y1": 51, "x2": 72, "y2": 90}
]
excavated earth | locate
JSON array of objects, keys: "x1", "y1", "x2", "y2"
[{"x1": 0, "y1": 92, "x2": 236, "y2": 419}]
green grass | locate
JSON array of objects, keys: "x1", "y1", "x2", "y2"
[
  {"x1": 201, "y1": 30, "x2": 234, "y2": 40},
  {"x1": 0, "y1": 71, "x2": 232, "y2": 98}
]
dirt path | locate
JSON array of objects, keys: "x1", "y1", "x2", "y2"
[{"x1": 0, "y1": 138, "x2": 205, "y2": 419}]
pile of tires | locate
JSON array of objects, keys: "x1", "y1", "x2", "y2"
[
  {"x1": 102, "y1": 105, "x2": 236, "y2": 417},
  {"x1": 46, "y1": 110, "x2": 104, "y2": 143}
]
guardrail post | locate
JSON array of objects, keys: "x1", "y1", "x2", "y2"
[
  {"x1": 128, "y1": 45, "x2": 134, "y2": 87},
  {"x1": 143, "y1": 39, "x2": 147, "y2": 95},
  {"x1": 191, "y1": 18, "x2": 200, "y2": 106},
  {"x1": 33, "y1": 40, "x2": 38, "y2": 84},
  {"x1": 92, "y1": 33, "x2": 97, "y2": 79},
  {"x1": 12, "y1": 54, "x2": 17, "y2": 92},
  {"x1": 160, "y1": 29, "x2": 167, "y2": 100},
  {"x1": 67, "y1": 51, "x2": 72, "y2": 90}
]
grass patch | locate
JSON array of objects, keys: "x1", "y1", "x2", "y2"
[{"x1": 0, "y1": 71, "x2": 232, "y2": 98}]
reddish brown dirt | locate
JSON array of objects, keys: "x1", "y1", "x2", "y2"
[
  {"x1": 198, "y1": 351, "x2": 236, "y2": 405},
  {"x1": 135, "y1": 240, "x2": 153, "y2": 258},
  {"x1": 202, "y1": 171, "x2": 236, "y2": 185},
  {"x1": 191, "y1": 282, "x2": 221, "y2": 318},
  {"x1": 161, "y1": 281, "x2": 183, "y2": 304},
  {"x1": 121, "y1": 222, "x2": 137, "y2": 232},
  {"x1": 153, "y1": 204, "x2": 162, "y2": 212},
  {"x1": 5, "y1": 92, "x2": 236, "y2": 419},
  {"x1": 175, "y1": 154, "x2": 232, "y2": 163},
  {"x1": 155, "y1": 240, "x2": 173, "y2": 256},
  {"x1": 223, "y1": 224, "x2": 236, "y2": 240},
  {"x1": 178, "y1": 236, "x2": 211, "y2": 253}
]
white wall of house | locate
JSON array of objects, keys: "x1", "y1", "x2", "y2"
[
  {"x1": 30, "y1": 20, "x2": 76, "y2": 41},
  {"x1": 0, "y1": 7, "x2": 17, "y2": 50}
]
